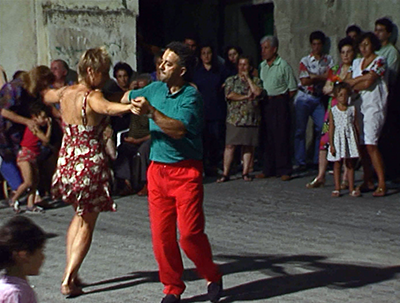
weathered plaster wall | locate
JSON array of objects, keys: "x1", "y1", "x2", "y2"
[
  {"x1": 272, "y1": 0, "x2": 400, "y2": 74},
  {"x1": 0, "y1": 0, "x2": 138, "y2": 77}
]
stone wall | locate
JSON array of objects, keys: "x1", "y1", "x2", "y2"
[{"x1": 0, "y1": 0, "x2": 138, "y2": 77}]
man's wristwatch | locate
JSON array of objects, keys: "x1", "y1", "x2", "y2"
[{"x1": 147, "y1": 106, "x2": 155, "y2": 119}]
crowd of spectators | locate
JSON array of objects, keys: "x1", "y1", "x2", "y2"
[{"x1": 0, "y1": 16, "x2": 399, "y2": 211}]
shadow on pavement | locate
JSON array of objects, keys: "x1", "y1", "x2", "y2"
[
  {"x1": 181, "y1": 254, "x2": 400, "y2": 302},
  {"x1": 71, "y1": 253, "x2": 400, "y2": 301}
]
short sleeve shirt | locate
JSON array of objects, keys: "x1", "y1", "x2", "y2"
[
  {"x1": 0, "y1": 275, "x2": 37, "y2": 303},
  {"x1": 298, "y1": 53, "x2": 334, "y2": 96},
  {"x1": 376, "y1": 43, "x2": 400, "y2": 86},
  {"x1": 129, "y1": 81, "x2": 203, "y2": 163},
  {"x1": 259, "y1": 56, "x2": 297, "y2": 96}
]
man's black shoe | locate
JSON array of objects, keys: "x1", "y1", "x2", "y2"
[
  {"x1": 207, "y1": 279, "x2": 223, "y2": 303},
  {"x1": 161, "y1": 294, "x2": 181, "y2": 303}
]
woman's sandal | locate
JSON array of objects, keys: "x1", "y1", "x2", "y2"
[
  {"x1": 349, "y1": 189, "x2": 361, "y2": 197},
  {"x1": 216, "y1": 175, "x2": 230, "y2": 183},
  {"x1": 331, "y1": 190, "x2": 341, "y2": 197},
  {"x1": 372, "y1": 187, "x2": 387, "y2": 197},
  {"x1": 26, "y1": 206, "x2": 45, "y2": 213},
  {"x1": 306, "y1": 178, "x2": 325, "y2": 189},
  {"x1": 340, "y1": 180, "x2": 349, "y2": 190},
  {"x1": 8, "y1": 200, "x2": 21, "y2": 214},
  {"x1": 242, "y1": 174, "x2": 253, "y2": 182}
]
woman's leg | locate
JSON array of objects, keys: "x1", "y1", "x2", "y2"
[
  {"x1": 366, "y1": 144, "x2": 386, "y2": 189},
  {"x1": 358, "y1": 145, "x2": 374, "y2": 188},
  {"x1": 316, "y1": 150, "x2": 328, "y2": 181},
  {"x1": 242, "y1": 146, "x2": 254, "y2": 176},
  {"x1": 221, "y1": 145, "x2": 235, "y2": 177},
  {"x1": 61, "y1": 211, "x2": 99, "y2": 294}
]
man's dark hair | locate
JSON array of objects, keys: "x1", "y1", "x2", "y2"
[
  {"x1": 375, "y1": 17, "x2": 394, "y2": 33},
  {"x1": 359, "y1": 32, "x2": 382, "y2": 51},
  {"x1": 113, "y1": 62, "x2": 134, "y2": 79},
  {"x1": 338, "y1": 37, "x2": 356, "y2": 53},
  {"x1": 309, "y1": 31, "x2": 326, "y2": 44},
  {"x1": 53, "y1": 59, "x2": 69, "y2": 72},
  {"x1": 346, "y1": 25, "x2": 362, "y2": 36},
  {"x1": 0, "y1": 216, "x2": 47, "y2": 269},
  {"x1": 166, "y1": 41, "x2": 196, "y2": 81}
]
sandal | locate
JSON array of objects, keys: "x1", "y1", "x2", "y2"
[
  {"x1": 372, "y1": 187, "x2": 387, "y2": 197},
  {"x1": 26, "y1": 206, "x2": 45, "y2": 213},
  {"x1": 340, "y1": 180, "x2": 349, "y2": 190},
  {"x1": 242, "y1": 174, "x2": 253, "y2": 182},
  {"x1": 349, "y1": 189, "x2": 361, "y2": 197},
  {"x1": 306, "y1": 178, "x2": 325, "y2": 189},
  {"x1": 216, "y1": 175, "x2": 230, "y2": 183},
  {"x1": 331, "y1": 190, "x2": 340, "y2": 197}
]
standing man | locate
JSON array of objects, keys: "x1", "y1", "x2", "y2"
[
  {"x1": 256, "y1": 36, "x2": 297, "y2": 181},
  {"x1": 374, "y1": 17, "x2": 400, "y2": 88},
  {"x1": 374, "y1": 17, "x2": 400, "y2": 179},
  {"x1": 127, "y1": 42, "x2": 222, "y2": 303},
  {"x1": 294, "y1": 31, "x2": 333, "y2": 171}
]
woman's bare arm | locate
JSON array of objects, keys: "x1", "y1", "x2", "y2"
[{"x1": 88, "y1": 90, "x2": 133, "y2": 116}]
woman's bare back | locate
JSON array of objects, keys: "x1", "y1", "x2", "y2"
[{"x1": 60, "y1": 85, "x2": 105, "y2": 126}]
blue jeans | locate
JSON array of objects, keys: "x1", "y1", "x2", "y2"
[
  {"x1": 0, "y1": 159, "x2": 22, "y2": 191},
  {"x1": 294, "y1": 91, "x2": 325, "y2": 166}
]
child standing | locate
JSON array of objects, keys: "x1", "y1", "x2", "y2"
[
  {"x1": 0, "y1": 216, "x2": 47, "y2": 303},
  {"x1": 10, "y1": 102, "x2": 52, "y2": 212},
  {"x1": 327, "y1": 82, "x2": 360, "y2": 197}
]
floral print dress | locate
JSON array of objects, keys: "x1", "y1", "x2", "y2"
[{"x1": 52, "y1": 91, "x2": 116, "y2": 215}]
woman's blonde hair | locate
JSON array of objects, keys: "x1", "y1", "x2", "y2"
[
  {"x1": 21, "y1": 66, "x2": 55, "y2": 97},
  {"x1": 78, "y1": 47, "x2": 111, "y2": 84}
]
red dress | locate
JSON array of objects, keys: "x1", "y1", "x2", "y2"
[{"x1": 52, "y1": 91, "x2": 116, "y2": 215}]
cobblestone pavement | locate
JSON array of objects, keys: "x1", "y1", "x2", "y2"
[{"x1": 0, "y1": 171, "x2": 399, "y2": 302}]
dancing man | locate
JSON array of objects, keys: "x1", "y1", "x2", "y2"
[{"x1": 125, "y1": 41, "x2": 222, "y2": 303}]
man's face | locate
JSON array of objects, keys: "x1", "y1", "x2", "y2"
[
  {"x1": 347, "y1": 31, "x2": 359, "y2": 41},
  {"x1": 375, "y1": 24, "x2": 391, "y2": 43},
  {"x1": 50, "y1": 61, "x2": 67, "y2": 82},
  {"x1": 159, "y1": 49, "x2": 184, "y2": 83},
  {"x1": 311, "y1": 39, "x2": 323, "y2": 56},
  {"x1": 261, "y1": 40, "x2": 277, "y2": 61},
  {"x1": 184, "y1": 39, "x2": 197, "y2": 51}
]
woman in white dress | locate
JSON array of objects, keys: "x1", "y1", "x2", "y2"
[{"x1": 346, "y1": 32, "x2": 388, "y2": 197}]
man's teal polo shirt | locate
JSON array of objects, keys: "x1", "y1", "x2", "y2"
[{"x1": 129, "y1": 81, "x2": 203, "y2": 163}]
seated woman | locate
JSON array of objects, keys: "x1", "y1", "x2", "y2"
[{"x1": 217, "y1": 55, "x2": 263, "y2": 182}]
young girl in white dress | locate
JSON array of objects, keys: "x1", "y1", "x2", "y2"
[{"x1": 327, "y1": 82, "x2": 360, "y2": 197}]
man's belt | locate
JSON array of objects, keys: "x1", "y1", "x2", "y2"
[{"x1": 298, "y1": 87, "x2": 321, "y2": 98}]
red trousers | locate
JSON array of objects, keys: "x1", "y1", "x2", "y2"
[{"x1": 147, "y1": 160, "x2": 221, "y2": 295}]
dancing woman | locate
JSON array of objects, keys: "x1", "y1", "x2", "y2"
[{"x1": 43, "y1": 47, "x2": 134, "y2": 296}]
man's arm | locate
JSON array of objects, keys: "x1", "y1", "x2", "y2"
[{"x1": 131, "y1": 96, "x2": 187, "y2": 139}]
